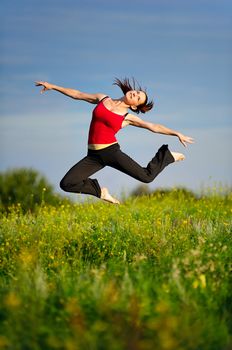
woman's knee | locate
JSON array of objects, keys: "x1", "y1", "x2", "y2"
[
  {"x1": 60, "y1": 177, "x2": 84, "y2": 193},
  {"x1": 136, "y1": 171, "x2": 153, "y2": 184},
  {"x1": 60, "y1": 178, "x2": 69, "y2": 192},
  {"x1": 141, "y1": 177, "x2": 152, "y2": 184}
]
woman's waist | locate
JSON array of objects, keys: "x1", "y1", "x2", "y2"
[{"x1": 88, "y1": 142, "x2": 118, "y2": 151}]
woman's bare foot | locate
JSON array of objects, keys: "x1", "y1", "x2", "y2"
[
  {"x1": 101, "y1": 187, "x2": 120, "y2": 204},
  {"x1": 171, "y1": 152, "x2": 185, "y2": 162}
]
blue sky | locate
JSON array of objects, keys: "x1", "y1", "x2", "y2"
[{"x1": 1, "y1": 0, "x2": 231, "y2": 198}]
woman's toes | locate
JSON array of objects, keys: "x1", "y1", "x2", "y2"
[
  {"x1": 171, "y1": 152, "x2": 185, "y2": 162},
  {"x1": 101, "y1": 187, "x2": 120, "y2": 204}
]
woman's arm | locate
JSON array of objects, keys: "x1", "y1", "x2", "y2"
[
  {"x1": 35, "y1": 81, "x2": 105, "y2": 104},
  {"x1": 125, "y1": 114, "x2": 194, "y2": 147}
]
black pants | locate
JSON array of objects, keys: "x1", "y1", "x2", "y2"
[{"x1": 60, "y1": 143, "x2": 174, "y2": 198}]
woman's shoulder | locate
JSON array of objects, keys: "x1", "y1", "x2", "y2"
[{"x1": 98, "y1": 95, "x2": 109, "y2": 103}]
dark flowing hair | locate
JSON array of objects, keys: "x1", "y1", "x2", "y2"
[{"x1": 113, "y1": 77, "x2": 154, "y2": 114}]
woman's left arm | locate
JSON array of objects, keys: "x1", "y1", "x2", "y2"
[{"x1": 125, "y1": 114, "x2": 194, "y2": 147}]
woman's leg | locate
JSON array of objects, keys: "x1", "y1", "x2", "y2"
[
  {"x1": 106, "y1": 144, "x2": 175, "y2": 183},
  {"x1": 60, "y1": 155, "x2": 104, "y2": 197}
]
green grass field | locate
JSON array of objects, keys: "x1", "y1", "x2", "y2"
[{"x1": 0, "y1": 189, "x2": 231, "y2": 350}]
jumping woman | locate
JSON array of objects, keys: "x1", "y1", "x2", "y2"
[{"x1": 35, "y1": 78, "x2": 194, "y2": 204}]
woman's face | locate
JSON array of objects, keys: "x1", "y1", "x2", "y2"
[{"x1": 125, "y1": 90, "x2": 147, "y2": 107}]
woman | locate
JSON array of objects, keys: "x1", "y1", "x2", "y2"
[{"x1": 35, "y1": 78, "x2": 194, "y2": 204}]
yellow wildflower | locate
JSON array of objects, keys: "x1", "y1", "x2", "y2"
[
  {"x1": 192, "y1": 280, "x2": 199, "y2": 289},
  {"x1": 199, "y1": 274, "x2": 206, "y2": 288},
  {"x1": 4, "y1": 292, "x2": 21, "y2": 308}
]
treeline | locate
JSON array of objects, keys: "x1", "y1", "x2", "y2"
[
  {"x1": 0, "y1": 168, "x2": 230, "y2": 213},
  {"x1": 0, "y1": 168, "x2": 71, "y2": 213},
  {"x1": 131, "y1": 184, "x2": 197, "y2": 199}
]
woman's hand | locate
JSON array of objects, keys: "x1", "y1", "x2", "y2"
[
  {"x1": 35, "y1": 81, "x2": 53, "y2": 94},
  {"x1": 177, "y1": 133, "x2": 194, "y2": 147}
]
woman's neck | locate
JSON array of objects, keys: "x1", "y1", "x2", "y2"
[{"x1": 112, "y1": 97, "x2": 130, "y2": 109}]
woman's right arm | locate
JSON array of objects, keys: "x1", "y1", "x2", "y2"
[{"x1": 35, "y1": 81, "x2": 105, "y2": 104}]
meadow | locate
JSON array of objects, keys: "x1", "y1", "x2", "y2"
[{"x1": 0, "y1": 188, "x2": 231, "y2": 350}]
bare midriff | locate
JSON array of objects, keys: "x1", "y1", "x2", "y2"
[{"x1": 88, "y1": 142, "x2": 117, "y2": 150}]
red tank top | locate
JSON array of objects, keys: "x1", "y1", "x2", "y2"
[{"x1": 88, "y1": 97, "x2": 127, "y2": 145}]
